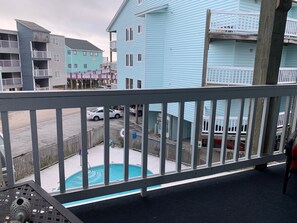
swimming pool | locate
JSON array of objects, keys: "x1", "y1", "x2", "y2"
[{"x1": 62, "y1": 164, "x2": 154, "y2": 207}]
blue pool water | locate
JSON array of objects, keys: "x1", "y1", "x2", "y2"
[{"x1": 63, "y1": 164, "x2": 155, "y2": 207}]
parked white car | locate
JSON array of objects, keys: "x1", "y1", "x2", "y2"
[{"x1": 87, "y1": 107, "x2": 123, "y2": 121}]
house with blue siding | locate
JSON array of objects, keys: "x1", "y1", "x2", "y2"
[
  {"x1": 107, "y1": 0, "x2": 297, "y2": 144},
  {"x1": 65, "y1": 38, "x2": 103, "y2": 88}
]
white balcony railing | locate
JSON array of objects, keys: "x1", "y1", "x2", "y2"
[
  {"x1": 210, "y1": 11, "x2": 297, "y2": 38},
  {"x1": 2, "y1": 78, "x2": 22, "y2": 86},
  {"x1": 31, "y1": 51, "x2": 51, "y2": 59},
  {"x1": 34, "y1": 69, "x2": 51, "y2": 77},
  {"x1": 206, "y1": 66, "x2": 297, "y2": 85},
  {"x1": 0, "y1": 40, "x2": 18, "y2": 49},
  {"x1": 110, "y1": 40, "x2": 117, "y2": 51},
  {"x1": 0, "y1": 85, "x2": 296, "y2": 205},
  {"x1": 0, "y1": 60, "x2": 20, "y2": 68}
]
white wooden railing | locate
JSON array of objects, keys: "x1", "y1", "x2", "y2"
[
  {"x1": 31, "y1": 51, "x2": 51, "y2": 59},
  {"x1": 34, "y1": 69, "x2": 51, "y2": 77},
  {"x1": 0, "y1": 85, "x2": 296, "y2": 204},
  {"x1": 0, "y1": 40, "x2": 18, "y2": 49},
  {"x1": 206, "y1": 66, "x2": 297, "y2": 85},
  {"x1": 210, "y1": 11, "x2": 297, "y2": 37},
  {"x1": 2, "y1": 78, "x2": 22, "y2": 86},
  {"x1": 110, "y1": 40, "x2": 117, "y2": 51},
  {"x1": 0, "y1": 60, "x2": 20, "y2": 68}
]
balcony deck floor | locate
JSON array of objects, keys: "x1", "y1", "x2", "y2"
[{"x1": 70, "y1": 163, "x2": 297, "y2": 223}]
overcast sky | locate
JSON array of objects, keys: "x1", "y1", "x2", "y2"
[{"x1": 0, "y1": 0, "x2": 123, "y2": 57}]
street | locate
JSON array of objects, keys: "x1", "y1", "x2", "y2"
[{"x1": 0, "y1": 108, "x2": 129, "y2": 157}]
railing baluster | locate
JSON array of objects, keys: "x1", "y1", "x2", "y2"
[
  {"x1": 246, "y1": 98, "x2": 258, "y2": 159},
  {"x1": 176, "y1": 102, "x2": 185, "y2": 172},
  {"x1": 234, "y1": 99, "x2": 245, "y2": 161},
  {"x1": 141, "y1": 104, "x2": 149, "y2": 197},
  {"x1": 104, "y1": 106, "x2": 110, "y2": 186},
  {"x1": 1, "y1": 111, "x2": 14, "y2": 186},
  {"x1": 280, "y1": 96, "x2": 292, "y2": 153},
  {"x1": 124, "y1": 105, "x2": 130, "y2": 182},
  {"x1": 258, "y1": 98, "x2": 270, "y2": 157},
  {"x1": 80, "y1": 107, "x2": 88, "y2": 189},
  {"x1": 207, "y1": 100, "x2": 217, "y2": 167},
  {"x1": 160, "y1": 103, "x2": 167, "y2": 175},
  {"x1": 220, "y1": 99, "x2": 231, "y2": 164},
  {"x1": 192, "y1": 101, "x2": 201, "y2": 169},
  {"x1": 30, "y1": 110, "x2": 41, "y2": 186},
  {"x1": 56, "y1": 109, "x2": 66, "y2": 192}
]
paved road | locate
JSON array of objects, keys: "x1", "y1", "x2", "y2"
[{"x1": 0, "y1": 109, "x2": 134, "y2": 157}]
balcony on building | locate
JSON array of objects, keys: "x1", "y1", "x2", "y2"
[
  {"x1": 206, "y1": 66, "x2": 297, "y2": 86},
  {"x1": 0, "y1": 40, "x2": 18, "y2": 49},
  {"x1": 0, "y1": 59, "x2": 20, "y2": 69},
  {"x1": 0, "y1": 84, "x2": 296, "y2": 222},
  {"x1": 0, "y1": 32, "x2": 19, "y2": 49},
  {"x1": 207, "y1": 10, "x2": 297, "y2": 43},
  {"x1": 31, "y1": 42, "x2": 51, "y2": 60},
  {"x1": 110, "y1": 40, "x2": 117, "y2": 52}
]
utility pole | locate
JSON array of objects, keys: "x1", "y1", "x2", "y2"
[{"x1": 252, "y1": 0, "x2": 292, "y2": 159}]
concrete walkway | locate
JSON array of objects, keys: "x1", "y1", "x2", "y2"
[{"x1": 17, "y1": 144, "x2": 181, "y2": 193}]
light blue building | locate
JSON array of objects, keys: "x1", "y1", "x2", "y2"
[{"x1": 107, "y1": 0, "x2": 297, "y2": 142}]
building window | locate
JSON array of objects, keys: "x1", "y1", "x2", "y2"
[
  {"x1": 138, "y1": 25, "x2": 142, "y2": 34},
  {"x1": 126, "y1": 54, "x2": 133, "y2": 67},
  {"x1": 137, "y1": 80, "x2": 142, "y2": 88},
  {"x1": 74, "y1": 64, "x2": 78, "y2": 68},
  {"x1": 68, "y1": 64, "x2": 71, "y2": 68},
  {"x1": 137, "y1": 0, "x2": 143, "y2": 5},
  {"x1": 126, "y1": 28, "x2": 133, "y2": 41},
  {"x1": 130, "y1": 28, "x2": 133, "y2": 40},
  {"x1": 54, "y1": 54, "x2": 60, "y2": 62},
  {"x1": 83, "y1": 51, "x2": 86, "y2": 56},
  {"x1": 138, "y1": 54, "x2": 142, "y2": 62},
  {"x1": 130, "y1": 54, "x2": 133, "y2": 66},
  {"x1": 84, "y1": 64, "x2": 87, "y2": 69},
  {"x1": 55, "y1": 71, "x2": 60, "y2": 78},
  {"x1": 126, "y1": 78, "x2": 133, "y2": 89},
  {"x1": 73, "y1": 50, "x2": 77, "y2": 55},
  {"x1": 126, "y1": 29, "x2": 129, "y2": 41},
  {"x1": 67, "y1": 50, "x2": 71, "y2": 55},
  {"x1": 95, "y1": 52, "x2": 98, "y2": 56},
  {"x1": 90, "y1": 51, "x2": 93, "y2": 56}
]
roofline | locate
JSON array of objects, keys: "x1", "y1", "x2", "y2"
[
  {"x1": 135, "y1": 4, "x2": 169, "y2": 17},
  {"x1": 15, "y1": 19, "x2": 51, "y2": 33},
  {"x1": 106, "y1": 0, "x2": 128, "y2": 32}
]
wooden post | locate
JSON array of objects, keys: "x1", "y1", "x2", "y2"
[{"x1": 252, "y1": 0, "x2": 292, "y2": 158}]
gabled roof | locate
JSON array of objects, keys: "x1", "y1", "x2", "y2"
[
  {"x1": 65, "y1": 38, "x2": 102, "y2": 51},
  {"x1": 15, "y1": 19, "x2": 50, "y2": 33},
  {"x1": 107, "y1": 0, "x2": 128, "y2": 32}
]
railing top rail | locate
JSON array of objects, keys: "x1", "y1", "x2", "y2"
[
  {"x1": 210, "y1": 10, "x2": 260, "y2": 16},
  {"x1": 0, "y1": 85, "x2": 297, "y2": 111},
  {"x1": 208, "y1": 66, "x2": 254, "y2": 71}
]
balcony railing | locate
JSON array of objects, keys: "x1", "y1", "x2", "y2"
[
  {"x1": 0, "y1": 60, "x2": 20, "y2": 68},
  {"x1": 31, "y1": 51, "x2": 51, "y2": 59},
  {"x1": 110, "y1": 40, "x2": 117, "y2": 51},
  {"x1": 2, "y1": 78, "x2": 22, "y2": 86},
  {"x1": 206, "y1": 66, "x2": 297, "y2": 85},
  {"x1": 0, "y1": 40, "x2": 18, "y2": 49},
  {"x1": 34, "y1": 69, "x2": 51, "y2": 77},
  {"x1": 209, "y1": 11, "x2": 297, "y2": 38},
  {"x1": 0, "y1": 85, "x2": 296, "y2": 205},
  {"x1": 35, "y1": 87, "x2": 50, "y2": 91}
]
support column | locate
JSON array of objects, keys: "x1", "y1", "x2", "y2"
[{"x1": 252, "y1": 0, "x2": 292, "y2": 157}]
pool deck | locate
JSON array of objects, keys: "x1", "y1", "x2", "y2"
[{"x1": 17, "y1": 144, "x2": 184, "y2": 193}]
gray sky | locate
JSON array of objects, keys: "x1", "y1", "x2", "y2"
[{"x1": 0, "y1": 0, "x2": 123, "y2": 57}]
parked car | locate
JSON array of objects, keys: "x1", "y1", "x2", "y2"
[{"x1": 87, "y1": 107, "x2": 123, "y2": 121}]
